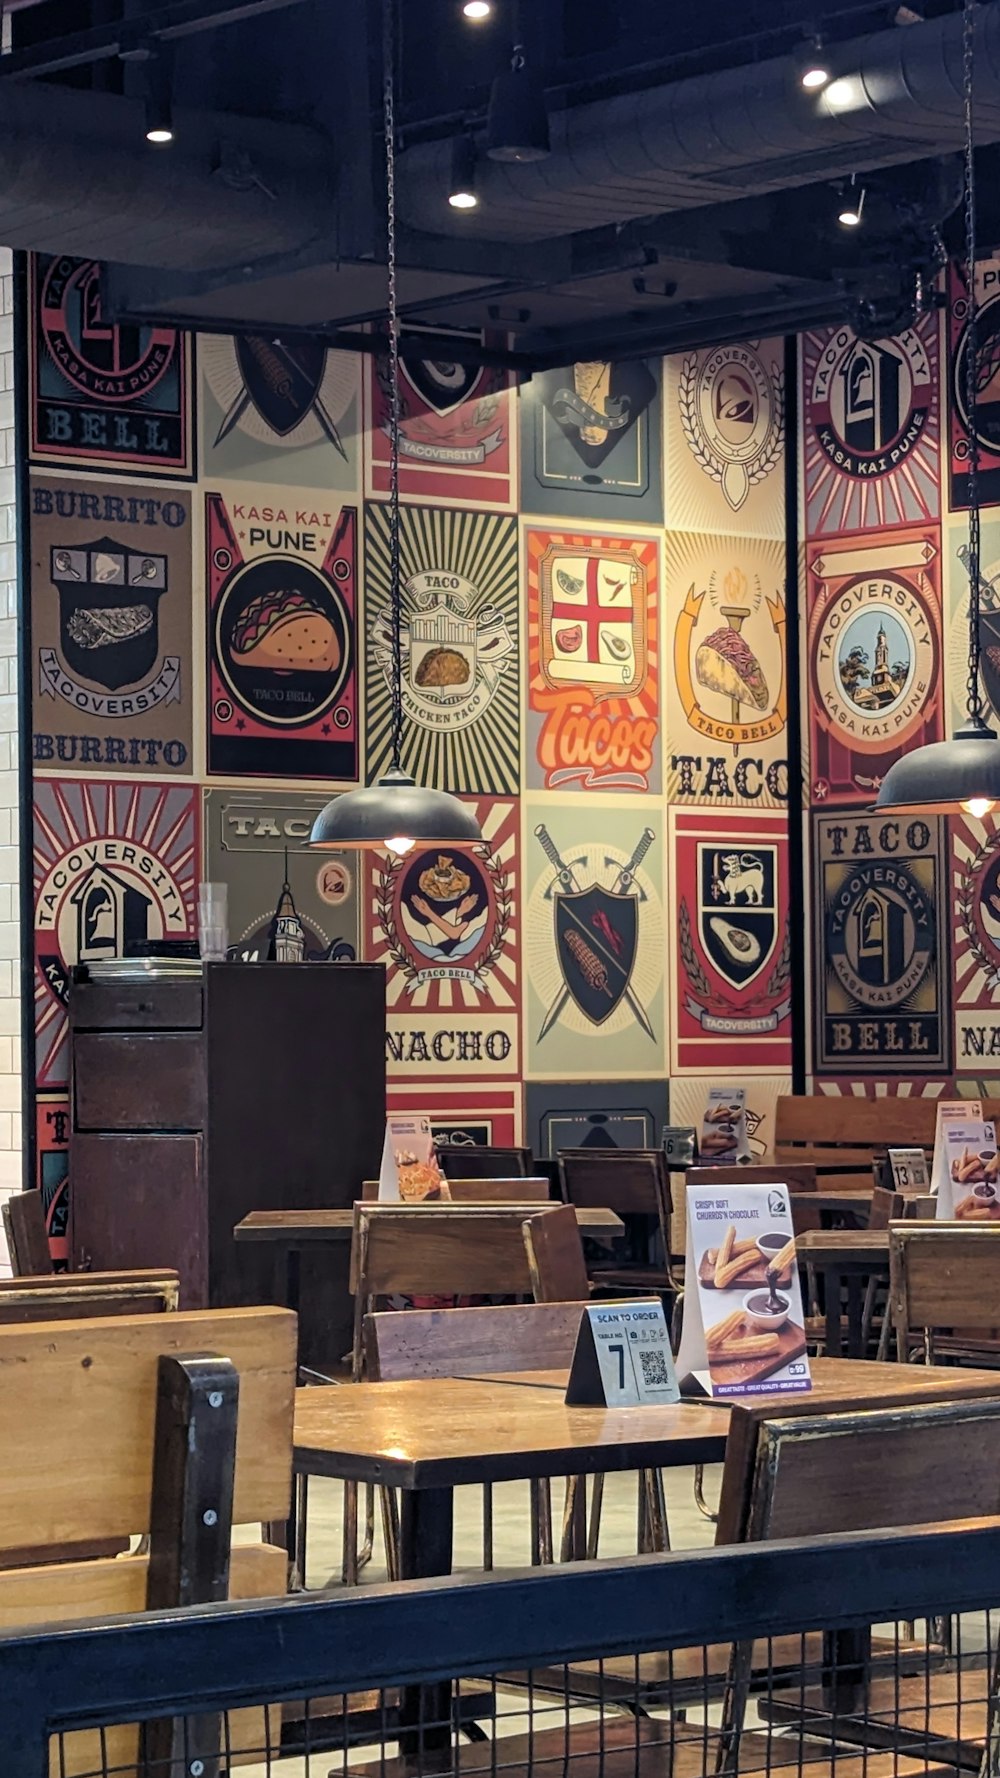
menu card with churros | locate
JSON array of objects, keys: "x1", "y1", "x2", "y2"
[
  {"x1": 937, "y1": 1121, "x2": 1000, "y2": 1221},
  {"x1": 930, "y1": 1099, "x2": 981, "y2": 1204},
  {"x1": 676, "y1": 1181, "x2": 811, "y2": 1398},
  {"x1": 698, "y1": 1085, "x2": 751, "y2": 1165},
  {"x1": 378, "y1": 1115, "x2": 449, "y2": 1202}
]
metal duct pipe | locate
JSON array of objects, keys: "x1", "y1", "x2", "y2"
[
  {"x1": 0, "y1": 80, "x2": 332, "y2": 269},
  {"x1": 398, "y1": 6, "x2": 1000, "y2": 242}
]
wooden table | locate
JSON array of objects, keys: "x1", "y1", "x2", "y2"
[
  {"x1": 796, "y1": 1228, "x2": 890, "y2": 1358},
  {"x1": 687, "y1": 1158, "x2": 818, "y2": 1191},
  {"x1": 235, "y1": 1206, "x2": 624, "y2": 1320}
]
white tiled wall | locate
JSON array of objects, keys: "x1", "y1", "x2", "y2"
[{"x1": 0, "y1": 247, "x2": 22, "y2": 1272}]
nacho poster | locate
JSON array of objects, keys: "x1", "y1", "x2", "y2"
[
  {"x1": 524, "y1": 524, "x2": 660, "y2": 792},
  {"x1": 806, "y1": 528, "x2": 943, "y2": 806},
  {"x1": 365, "y1": 337, "x2": 514, "y2": 509},
  {"x1": 665, "y1": 532, "x2": 787, "y2": 808},
  {"x1": 670, "y1": 808, "x2": 792, "y2": 1075},
  {"x1": 30, "y1": 473, "x2": 193, "y2": 777},
  {"x1": 367, "y1": 797, "x2": 520, "y2": 1082},
  {"x1": 29, "y1": 254, "x2": 192, "y2": 477},
  {"x1": 206, "y1": 487, "x2": 358, "y2": 780}
]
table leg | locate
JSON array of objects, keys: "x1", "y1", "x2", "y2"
[
  {"x1": 398, "y1": 1488, "x2": 455, "y2": 1762},
  {"x1": 287, "y1": 1246, "x2": 302, "y2": 1318},
  {"x1": 844, "y1": 1273, "x2": 865, "y2": 1360},
  {"x1": 824, "y1": 1266, "x2": 841, "y2": 1357},
  {"x1": 822, "y1": 1627, "x2": 869, "y2": 1716}
]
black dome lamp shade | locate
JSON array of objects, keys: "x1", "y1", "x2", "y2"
[
  {"x1": 310, "y1": 0, "x2": 482, "y2": 860},
  {"x1": 876, "y1": 0, "x2": 1000, "y2": 819}
]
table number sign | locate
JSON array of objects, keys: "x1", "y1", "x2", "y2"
[
  {"x1": 937, "y1": 1120, "x2": 1000, "y2": 1221},
  {"x1": 676, "y1": 1180, "x2": 811, "y2": 1399},
  {"x1": 698, "y1": 1085, "x2": 750, "y2": 1164},
  {"x1": 565, "y1": 1300, "x2": 680, "y2": 1407},
  {"x1": 662, "y1": 1125, "x2": 698, "y2": 1166},
  {"x1": 378, "y1": 1115, "x2": 448, "y2": 1202},
  {"x1": 887, "y1": 1148, "x2": 930, "y2": 1192},
  {"x1": 930, "y1": 1099, "x2": 981, "y2": 1203}
]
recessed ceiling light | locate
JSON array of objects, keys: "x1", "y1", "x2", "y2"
[{"x1": 462, "y1": 1, "x2": 492, "y2": 18}]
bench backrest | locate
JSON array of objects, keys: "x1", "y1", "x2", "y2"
[
  {"x1": 2, "y1": 1190, "x2": 53, "y2": 1275},
  {"x1": 0, "y1": 1269, "x2": 180, "y2": 1323},
  {"x1": 558, "y1": 1147, "x2": 671, "y2": 1222},
  {"x1": 889, "y1": 1222, "x2": 1000, "y2": 1354},
  {"x1": 775, "y1": 1094, "x2": 1000, "y2": 1152},
  {"x1": 438, "y1": 1144, "x2": 533, "y2": 1178},
  {"x1": 364, "y1": 1299, "x2": 584, "y2": 1380}
]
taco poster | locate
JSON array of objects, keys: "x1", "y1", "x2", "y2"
[{"x1": 206, "y1": 486, "x2": 358, "y2": 780}]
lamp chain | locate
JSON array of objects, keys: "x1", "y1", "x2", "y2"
[
  {"x1": 963, "y1": 0, "x2": 984, "y2": 728},
  {"x1": 382, "y1": 0, "x2": 404, "y2": 771}
]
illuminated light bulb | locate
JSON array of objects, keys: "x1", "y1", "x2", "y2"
[
  {"x1": 448, "y1": 189, "x2": 478, "y2": 209},
  {"x1": 962, "y1": 798, "x2": 996, "y2": 820},
  {"x1": 385, "y1": 835, "x2": 416, "y2": 857},
  {"x1": 463, "y1": 0, "x2": 493, "y2": 17},
  {"x1": 838, "y1": 206, "x2": 861, "y2": 226},
  {"x1": 801, "y1": 62, "x2": 829, "y2": 89}
]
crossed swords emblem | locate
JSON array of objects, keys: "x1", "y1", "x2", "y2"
[{"x1": 535, "y1": 823, "x2": 656, "y2": 1042}]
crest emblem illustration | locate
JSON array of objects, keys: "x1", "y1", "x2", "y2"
[
  {"x1": 697, "y1": 845, "x2": 778, "y2": 992},
  {"x1": 376, "y1": 842, "x2": 511, "y2": 996},
  {"x1": 673, "y1": 566, "x2": 786, "y2": 754},
  {"x1": 540, "y1": 359, "x2": 655, "y2": 474},
  {"x1": 951, "y1": 258, "x2": 1000, "y2": 507},
  {"x1": 40, "y1": 537, "x2": 181, "y2": 718},
  {"x1": 805, "y1": 319, "x2": 937, "y2": 531},
  {"x1": 536, "y1": 824, "x2": 655, "y2": 1039},
  {"x1": 373, "y1": 571, "x2": 514, "y2": 731},
  {"x1": 827, "y1": 862, "x2": 934, "y2": 1008},
  {"x1": 538, "y1": 543, "x2": 647, "y2": 697},
  {"x1": 202, "y1": 333, "x2": 357, "y2": 462},
  {"x1": 678, "y1": 343, "x2": 783, "y2": 513},
  {"x1": 956, "y1": 823, "x2": 1000, "y2": 993},
  {"x1": 376, "y1": 352, "x2": 505, "y2": 466}
]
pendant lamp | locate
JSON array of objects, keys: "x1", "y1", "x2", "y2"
[
  {"x1": 310, "y1": 0, "x2": 482, "y2": 860},
  {"x1": 875, "y1": 0, "x2": 1000, "y2": 817}
]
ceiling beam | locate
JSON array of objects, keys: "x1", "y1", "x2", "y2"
[{"x1": 1, "y1": 0, "x2": 313, "y2": 78}]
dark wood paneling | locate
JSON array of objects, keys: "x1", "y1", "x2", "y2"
[
  {"x1": 71, "y1": 1135, "x2": 208, "y2": 1306},
  {"x1": 73, "y1": 1034, "x2": 204, "y2": 1130},
  {"x1": 70, "y1": 981, "x2": 203, "y2": 1031}
]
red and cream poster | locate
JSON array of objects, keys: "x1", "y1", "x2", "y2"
[
  {"x1": 205, "y1": 487, "x2": 358, "y2": 781},
  {"x1": 670, "y1": 808, "x2": 792, "y2": 1075},
  {"x1": 386, "y1": 1081, "x2": 521, "y2": 1149},
  {"x1": 806, "y1": 527, "x2": 943, "y2": 806},
  {"x1": 952, "y1": 813, "x2": 1000, "y2": 1076},
  {"x1": 365, "y1": 340, "x2": 514, "y2": 509},
  {"x1": 367, "y1": 797, "x2": 520, "y2": 1082},
  {"x1": 948, "y1": 251, "x2": 1000, "y2": 510},
  {"x1": 524, "y1": 524, "x2": 659, "y2": 792}
]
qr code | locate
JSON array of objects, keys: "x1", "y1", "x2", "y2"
[{"x1": 639, "y1": 1348, "x2": 671, "y2": 1386}]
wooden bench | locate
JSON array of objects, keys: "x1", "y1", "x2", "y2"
[
  {"x1": 775, "y1": 1095, "x2": 1000, "y2": 1192},
  {"x1": 0, "y1": 1304, "x2": 295, "y2": 1776},
  {"x1": 0, "y1": 1268, "x2": 180, "y2": 1322}
]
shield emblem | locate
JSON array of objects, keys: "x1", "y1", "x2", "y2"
[
  {"x1": 980, "y1": 609, "x2": 1000, "y2": 721},
  {"x1": 698, "y1": 844, "x2": 777, "y2": 992},
  {"x1": 540, "y1": 545, "x2": 644, "y2": 696},
  {"x1": 235, "y1": 334, "x2": 326, "y2": 436},
  {"x1": 52, "y1": 537, "x2": 166, "y2": 691},
  {"x1": 403, "y1": 356, "x2": 482, "y2": 416},
  {"x1": 555, "y1": 885, "x2": 638, "y2": 1025}
]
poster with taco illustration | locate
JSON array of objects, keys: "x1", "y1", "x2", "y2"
[{"x1": 206, "y1": 485, "x2": 358, "y2": 780}]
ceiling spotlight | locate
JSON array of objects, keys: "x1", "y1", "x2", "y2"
[
  {"x1": 145, "y1": 94, "x2": 174, "y2": 145},
  {"x1": 462, "y1": 0, "x2": 493, "y2": 17},
  {"x1": 838, "y1": 178, "x2": 865, "y2": 226},
  {"x1": 486, "y1": 42, "x2": 550, "y2": 162},
  {"x1": 797, "y1": 34, "x2": 830, "y2": 90},
  {"x1": 448, "y1": 132, "x2": 479, "y2": 209}
]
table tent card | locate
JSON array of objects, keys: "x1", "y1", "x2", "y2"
[
  {"x1": 937, "y1": 1121, "x2": 1000, "y2": 1221},
  {"x1": 887, "y1": 1148, "x2": 930, "y2": 1192},
  {"x1": 378, "y1": 1115, "x2": 449, "y2": 1201},
  {"x1": 930, "y1": 1099, "x2": 981, "y2": 1203},
  {"x1": 565, "y1": 1299, "x2": 680, "y2": 1407},
  {"x1": 698, "y1": 1086, "x2": 751, "y2": 1164},
  {"x1": 676, "y1": 1180, "x2": 811, "y2": 1398}
]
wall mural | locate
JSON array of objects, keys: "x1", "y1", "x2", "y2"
[
  {"x1": 520, "y1": 358, "x2": 663, "y2": 523},
  {"x1": 32, "y1": 777, "x2": 198, "y2": 1089},
  {"x1": 665, "y1": 531, "x2": 787, "y2": 808},
  {"x1": 206, "y1": 486, "x2": 358, "y2": 780},
  {"x1": 30, "y1": 472, "x2": 193, "y2": 776},
  {"x1": 29, "y1": 255, "x2": 193, "y2": 477},
  {"x1": 203, "y1": 787, "x2": 359, "y2": 961},
  {"x1": 524, "y1": 523, "x2": 660, "y2": 792},
  {"x1": 666, "y1": 336, "x2": 785, "y2": 538},
  {"x1": 365, "y1": 338, "x2": 515, "y2": 511},
  {"x1": 200, "y1": 333, "x2": 360, "y2": 492}
]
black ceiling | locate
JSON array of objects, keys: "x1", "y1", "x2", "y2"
[{"x1": 3, "y1": 0, "x2": 995, "y2": 363}]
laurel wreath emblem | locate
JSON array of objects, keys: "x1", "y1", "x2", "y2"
[
  {"x1": 957, "y1": 825, "x2": 1000, "y2": 989},
  {"x1": 375, "y1": 837, "x2": 512, "y2": 988},
  {"x1": 679, "y1": 896, "x2": 791, "y2": 1014},
  {"x1": 678, "y1": 353, "x2": 785, "y2": 494}
]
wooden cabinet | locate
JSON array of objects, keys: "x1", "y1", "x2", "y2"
[{"x1": 69, "y1": 963, "x2": 385, "y2": 1365}]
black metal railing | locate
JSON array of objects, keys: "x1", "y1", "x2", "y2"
[{"x1": 2, "y1": 1519, "x2": 1000, "y2": 1777}]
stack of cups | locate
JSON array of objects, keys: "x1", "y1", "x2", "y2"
[{"x1": 198, "y1": 882, "x2": 229, "y2": 962}]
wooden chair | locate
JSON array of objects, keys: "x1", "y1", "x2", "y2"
[
  {"x1": 438, "y1": 1144, "x2": 533, "y2": 1179},
  {"x1": 775, "y1": 1095, "x2": 1000, "y2": 1193},
  {"x1": 889, "y1": 1222, "x2": 1000, "y2": 1363},
  {"x1": 364, "y1": 1298, "x2": 583, "y2": 1382},
  {"x1": 557, "y1": 1148, "x2": 680, "y2": 1298},
  {"x1": 2, "y1": 1189, "x2": 53, "y2": 1276},
  {"x1": 0, "y1": 1304, "x2": 295, "y2": 1776},
  {"x1": 0, "y1": 1268, "x2": 180, "y2": 1323},
  {"x1": 362, "y1": 1177, "x2": 550, "y2": 1204},
  {"x1": 349, "y1": 1205, "x2": 589, "y2": 1582}
]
